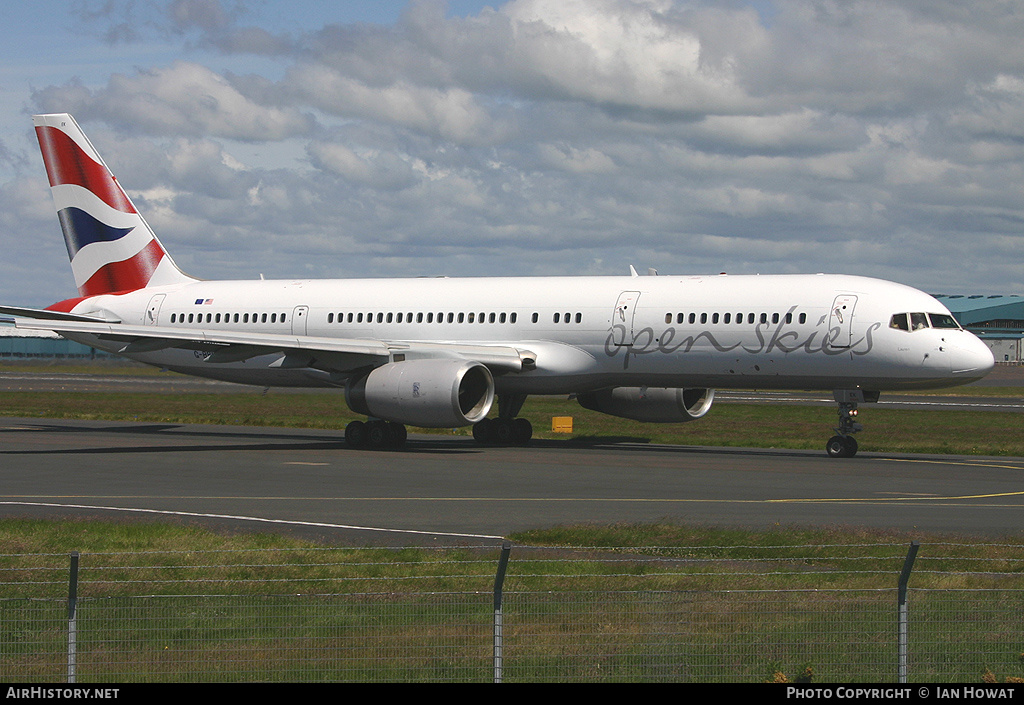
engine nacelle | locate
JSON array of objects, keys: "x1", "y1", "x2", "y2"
[
  {"x1": 576, "y1": 387, "x2": 714, "y2": 423},
  {"x1": 345, "y1": 359, "x2": 494, "y2": 427}
]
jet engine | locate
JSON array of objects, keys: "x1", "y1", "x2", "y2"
[
  {"x1": 576, "y1": 386, "x2": 714, "y2": 423},
  {"x1": 345, "y1": 359, "x2": 494, "y2": 427}
]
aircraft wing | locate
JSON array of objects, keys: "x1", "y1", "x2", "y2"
[{"x1": 4, "y1": 315, "x2": 536, "y2": 375}]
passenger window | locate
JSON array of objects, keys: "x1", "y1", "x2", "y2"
[
  {"x1": 510, "y1": 313, "x2": 517, "y2": 323},
  {"x1": 553, "y1": 313, "x2": 560, "y2": 323},
  {"x1": 665, "y1": 313, "x2": 672, "y2": 324},
  {"x1": 575, "y1": 313, "x2": 582, "y2": 323}
]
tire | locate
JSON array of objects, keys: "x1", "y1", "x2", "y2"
[
  {"x1": 826, "y1": 435, "x2": 857, "y2": 458},
  {"x1": 826, "y1": 435, "x2": 848, "y2": 458},
  {"x1": 345, "y1": 420, "x2": 367, "y2": 448},
  {"x1": 513, "y1": 418, "x2": 533, "y2": 445},
  {"x1": 473, "y1": 418, "x2": 495, "y2": 444}
]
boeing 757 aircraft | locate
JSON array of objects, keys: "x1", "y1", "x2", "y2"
[{"x1": 0, "y1": 114, "x2": 995, "y2": 457}]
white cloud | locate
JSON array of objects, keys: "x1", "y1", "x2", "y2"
[
  {"x1": 4, "y1": 0, "x2": 1024, "y2": 304},
  {"x1": 33, "y1": 62, "x2": 314, "y2": 141}
]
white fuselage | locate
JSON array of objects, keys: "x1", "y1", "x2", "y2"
[{"x1": 63, "y1": 272, "x2": 995, "y2": 394}]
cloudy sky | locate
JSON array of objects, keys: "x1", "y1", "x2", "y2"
[{"x1": 2, "y1": 0, "x2": 1024, "y2": 307}]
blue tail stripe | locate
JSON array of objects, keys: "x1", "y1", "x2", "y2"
[{"x1": 57, "y1": 207, "x2": 136, "y2": 259}]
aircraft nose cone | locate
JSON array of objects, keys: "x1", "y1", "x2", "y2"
[{"x1": 951, "y1": 335, "x2": 994, "y2": 381}]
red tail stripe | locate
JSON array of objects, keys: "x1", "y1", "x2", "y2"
[
  {"x1": 78, "y1": 239, "x2": 166, "y2": 297},
  {"x1": 35, "y1": 126, "x2": 136, "y2": 214}
]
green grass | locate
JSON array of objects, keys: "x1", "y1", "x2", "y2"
[
  {"x1": 2, "y1": 519, "x2": 1023, "y2": 683},
  {"x1": 0, "y1": 389, "x2": 1022, "y2": 456}
]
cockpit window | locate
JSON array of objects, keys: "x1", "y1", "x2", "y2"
[
  {"x1": 890, "y1": 311, "x2": 962, "y2": 332},
  {"x1": 928, "y1": 313, "x2": 961, "y2": 329},
  {"x1": 889, "y1": 313, "x2": 909, "y2": 331}
]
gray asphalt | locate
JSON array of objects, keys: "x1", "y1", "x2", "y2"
[{"x1": 1, "y1": 417, "x2": 1022, "y2": 545}]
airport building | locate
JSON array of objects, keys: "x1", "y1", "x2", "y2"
[
  {"x1": 0, "y1": 325, "x2": 110, "y2": 359},
  {"x1": 935, "y1": 294, "x2": 1024, "y2": 364}
]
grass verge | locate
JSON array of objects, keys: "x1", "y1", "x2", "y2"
[{"x1": 0, "y1": 389, "x2": 1023, "y2": 455}]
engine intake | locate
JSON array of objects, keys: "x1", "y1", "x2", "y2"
[
  {"x1": 345, "y1": 359, "x2": 494, "y2": 427},
  {"x1": 577, "y1": 387, "x2": 714, "y2": 423}
]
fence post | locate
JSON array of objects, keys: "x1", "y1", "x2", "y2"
[
  {"x1": 67, "y1": 551, "x2": 79, "y2": 683},
  {"x1": 493, "y1": 541, "x2": 512, "y2": 683},
  {"x1": 897, "y1": 541, "x2": 920, "y2": 684}
]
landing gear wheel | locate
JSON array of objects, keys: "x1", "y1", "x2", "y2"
[
  {"x1": 494, "y1": 418, "x2": 516, "y2": 445},
  {"x1": 826, "y1": 435, "x2": 858, "y2": 458},
  {"x1": 387, "y1": 421, "x2": 407, "y2": 447},
  {"x1": 473, "y1": 418, "x2": 495, "y2": 444},
  {"x1": 367, "y1": 421, "x2": 389, "y2": 448},
  {"x1": 513, "y1": 418, "x2": 533, "y2": 445},
  {"x1": 345, "y1": 420, "x2": 367, "y2": 448},
  {"x1": 350, "y1": 420, "x2": 406, "y2": 449},
  {"x1": 473, "y1": 417, "x2": 532, "y2": 446}
]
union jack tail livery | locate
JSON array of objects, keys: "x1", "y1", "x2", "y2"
[{"x1": 33, "y1": 113, "x2": 195, "y2": 297}]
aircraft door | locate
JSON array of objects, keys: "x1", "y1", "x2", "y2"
[
  {"x1": 828, "y1": 295, "x2": 858, "y2": 349},
  {"x1": 145, "y1": 294, "x2": 165, "y2": 325},
  {"x1": 292, "y1": 305, "x2": 309, "y2": 335},
  {"x1": 611, "y1": 291, "x2": 641, "y2": 347}
]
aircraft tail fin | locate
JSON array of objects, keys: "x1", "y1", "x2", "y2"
[{"x1": 33, "y1": 113, "x2": 196, "y2": 297}]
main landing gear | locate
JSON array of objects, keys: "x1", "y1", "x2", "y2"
[
  {"x1": 826, "y1": 390, "x2": 878, "y2": 458},
  {"x1": 345, "y1": 419, "x2": 407, "y2": 449},
  {"x1": 472, "y1": 394, "x2": 533, "y2": 446}
]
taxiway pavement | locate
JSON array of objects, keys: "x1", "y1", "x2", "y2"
[{"x1": 1, "y1": 417, "x2": 1022, "y2": 545}]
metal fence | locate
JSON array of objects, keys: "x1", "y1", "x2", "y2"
[{"x1": 2, "y1": 542, "x2": 1023, "y2": 683}]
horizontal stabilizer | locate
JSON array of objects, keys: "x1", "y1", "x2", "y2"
[{"x1": 0, "y1": 305, "x2": 110, "y2": 324}]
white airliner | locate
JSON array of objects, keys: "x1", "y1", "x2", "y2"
[{"x1": 1, "y1": 114, "x2": 995, "y2": 457}]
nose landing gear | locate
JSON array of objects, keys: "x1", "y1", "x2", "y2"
[{"x1": 826, "y1": 390, "x2": 878, "y2": 458}]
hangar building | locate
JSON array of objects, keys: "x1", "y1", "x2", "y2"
[
  {"x1": 935, "y1": 294, "x2": 1024, "y2": 364},
  {"x1": 0, "y1": 325, "x2": 109, "y2": 359}
]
